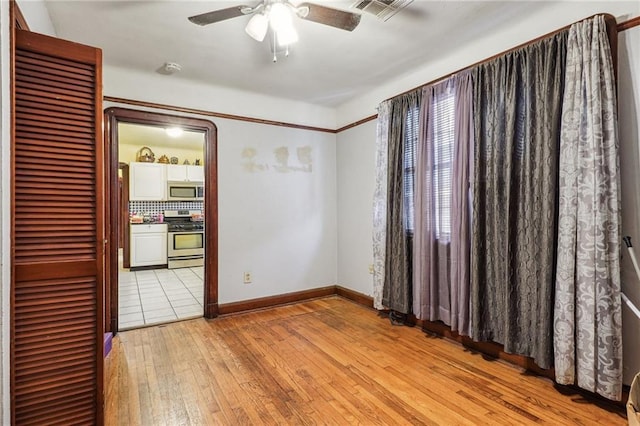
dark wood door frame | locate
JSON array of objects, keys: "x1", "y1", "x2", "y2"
[
  {"x1": 104, "y1": 107, "x2": 218, "y2": 334},
  {"x1": 119, "y1": 163, "x2": 130, "y2": 269}
]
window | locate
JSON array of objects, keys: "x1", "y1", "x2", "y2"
[
  {"x1": 403, "y1": 91, "x2": 455, "y2": 240},
  {"x1": 403, "y1": 106, "x2": 419, "y2": 234},
  {"x1": 432, "y1": 91, "x2": 455, "y2": 239}
]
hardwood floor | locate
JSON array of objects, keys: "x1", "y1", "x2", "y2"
[{"x1": 104, "y1": 296, "x2": 626, "y2": 425}]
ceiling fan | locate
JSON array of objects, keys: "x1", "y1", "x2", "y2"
[{"x1": 188, "y1": 1, "x2": 361, "y2": 56}]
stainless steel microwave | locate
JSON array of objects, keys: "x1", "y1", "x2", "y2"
[{"x1": 167, "y1": 182, "x2": 204, "y2": 201}]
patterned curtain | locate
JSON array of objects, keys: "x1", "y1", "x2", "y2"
[
  {"x1": 383, "y1": 90, "x2": 422, "y2": 314},
  {"x1": 470, "y1": 30, "x2": 567, "y2": 369},
  {"x1": 372, "y1": 101, "x2": 391, "y2": 310},
  {"x1": 554, "y1": 15, "x2": 623, "y2": 401},
  {"x1": 413, "y1": 72, "x2": 473, "y2": 336}
]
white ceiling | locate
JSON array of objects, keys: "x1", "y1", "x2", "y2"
[{"x1": 43, "y1": 1, "x2": 562, "y2": 108}]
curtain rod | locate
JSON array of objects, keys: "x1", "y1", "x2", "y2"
[{"x1": 383, "y1": 12, "x2": 618, "y2": 104}]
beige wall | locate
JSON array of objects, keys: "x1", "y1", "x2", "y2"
[{"x1": 119, "y1": 142, "x2": 203, "y2": 165}]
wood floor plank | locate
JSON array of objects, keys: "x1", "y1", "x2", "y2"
[{"x1": 104, "y1": 296, "x2": 627, "y2": 425}]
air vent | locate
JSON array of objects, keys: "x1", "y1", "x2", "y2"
[{"x1": 351, "y1": 0, "x2": 413, "y2": 21}]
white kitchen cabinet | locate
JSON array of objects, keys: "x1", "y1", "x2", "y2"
[
  {"x1": 187, "y1": 165, "x2": 204, "y2": 182},
  {"x1": 167, "y1": 164, "x2": 204, "y2": 182},
  {"x1": 130, "y1": 224, "x2": 167, "y2": 267},
  {"x1": 129, "y1": 162, "x2": 166, "y2": 201},
  {"x1": 166, "y1": 164, "x2": 186, "y2": 182}
]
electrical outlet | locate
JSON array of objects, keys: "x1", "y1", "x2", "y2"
[
  {"x1": 368, "y1": 264, "x2": 375, "y2": 274},
  {"x1": 243, "y1": 272, "x2": 252, "y2": 284}
]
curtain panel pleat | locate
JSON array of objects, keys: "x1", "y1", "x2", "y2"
[
  {"x1": 373, "y1": 101, "x2": 392, "y2": 310},
  {"x1": 553, "y1": 15, "x2": 622, "y2": 401},
  {"x1": 413, "y1": 72, "x2": 473, "y2": 336},
  {"x1": 413, "y1": 82, "x2": 451, "y2": 322},
  {"x1": 470, "y1": 31, "x2": 567, "y2": 369},
  {"x1": 450, "y1": 74, "x2": 474, "y2": 335},
  {"x1": 383, "y1": 90, "x2": 422, "y2": 314}
]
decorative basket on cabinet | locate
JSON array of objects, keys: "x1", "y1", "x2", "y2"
[{"x1": 136, "y1": 146, "x2": 155, "y2": 163}]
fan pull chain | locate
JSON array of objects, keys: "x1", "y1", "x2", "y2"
[{"x1": 272, "y1": 31, "x2": 278, "y2": 62}]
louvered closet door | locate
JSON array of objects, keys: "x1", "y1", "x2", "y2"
[{"x1": 12, "y1": 30, "x2": 104, "y2": 425}]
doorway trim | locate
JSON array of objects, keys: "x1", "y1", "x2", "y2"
[{"x1": 104, "y1": 107, "x2": 218, "y2": 333}]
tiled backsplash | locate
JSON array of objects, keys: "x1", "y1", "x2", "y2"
[{"x1": 129, "y1": 201, "x2": 204, "y2": 215}]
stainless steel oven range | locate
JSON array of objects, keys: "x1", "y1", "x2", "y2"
[{"x1": 164, "y1": 209, "x2": 204, "y2": 269}]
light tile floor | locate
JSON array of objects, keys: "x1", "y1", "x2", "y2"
[{"x1": 118, "y1": 267, "x2": 204, "y2": 330}]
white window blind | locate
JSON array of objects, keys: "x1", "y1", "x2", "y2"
[
  {"x1": 403, "y1": 107, "x2": 419, "y2": 233},
  {"x1": 403, "y1": 91, "x2": 455, "y2": 239},
  {"x1": 433, "y1": 91, "x2": 455, "y2": 240}
]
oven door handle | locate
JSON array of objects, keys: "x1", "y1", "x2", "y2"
[{"x1": 167, "y1": 230, "x2": 205, "y2": 235}]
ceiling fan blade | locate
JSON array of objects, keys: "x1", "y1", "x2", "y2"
[
  {"x1": 188, "y1": 6, "x2": 252, "y2": 26},
  {"x1": 297, "y1": 3, "x2": 361, "y2": 32}
]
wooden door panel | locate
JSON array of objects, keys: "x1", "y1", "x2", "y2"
[{"x1": 12, "y1": 29, "x2": 103, "y2": 425}]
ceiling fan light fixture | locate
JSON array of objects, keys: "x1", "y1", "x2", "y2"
[
  {"x1": 268, "y1": 2, "x2": 298, "y2": 47},
  {"x1": 269, "y1": 2, "x2": 292, "y2": 32},
  {"x1": 276, "y1": 25, "x2": 298, "y2": 46},
  {"x1": 245, "y1": 12, "x2": 269, "y2": 41},
  {"x1": 295, "y1": 5, "x2": 310, "y2": 18},
  {"x1": 188, "y1": 0, "x2": 362, "y2": 60}
]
